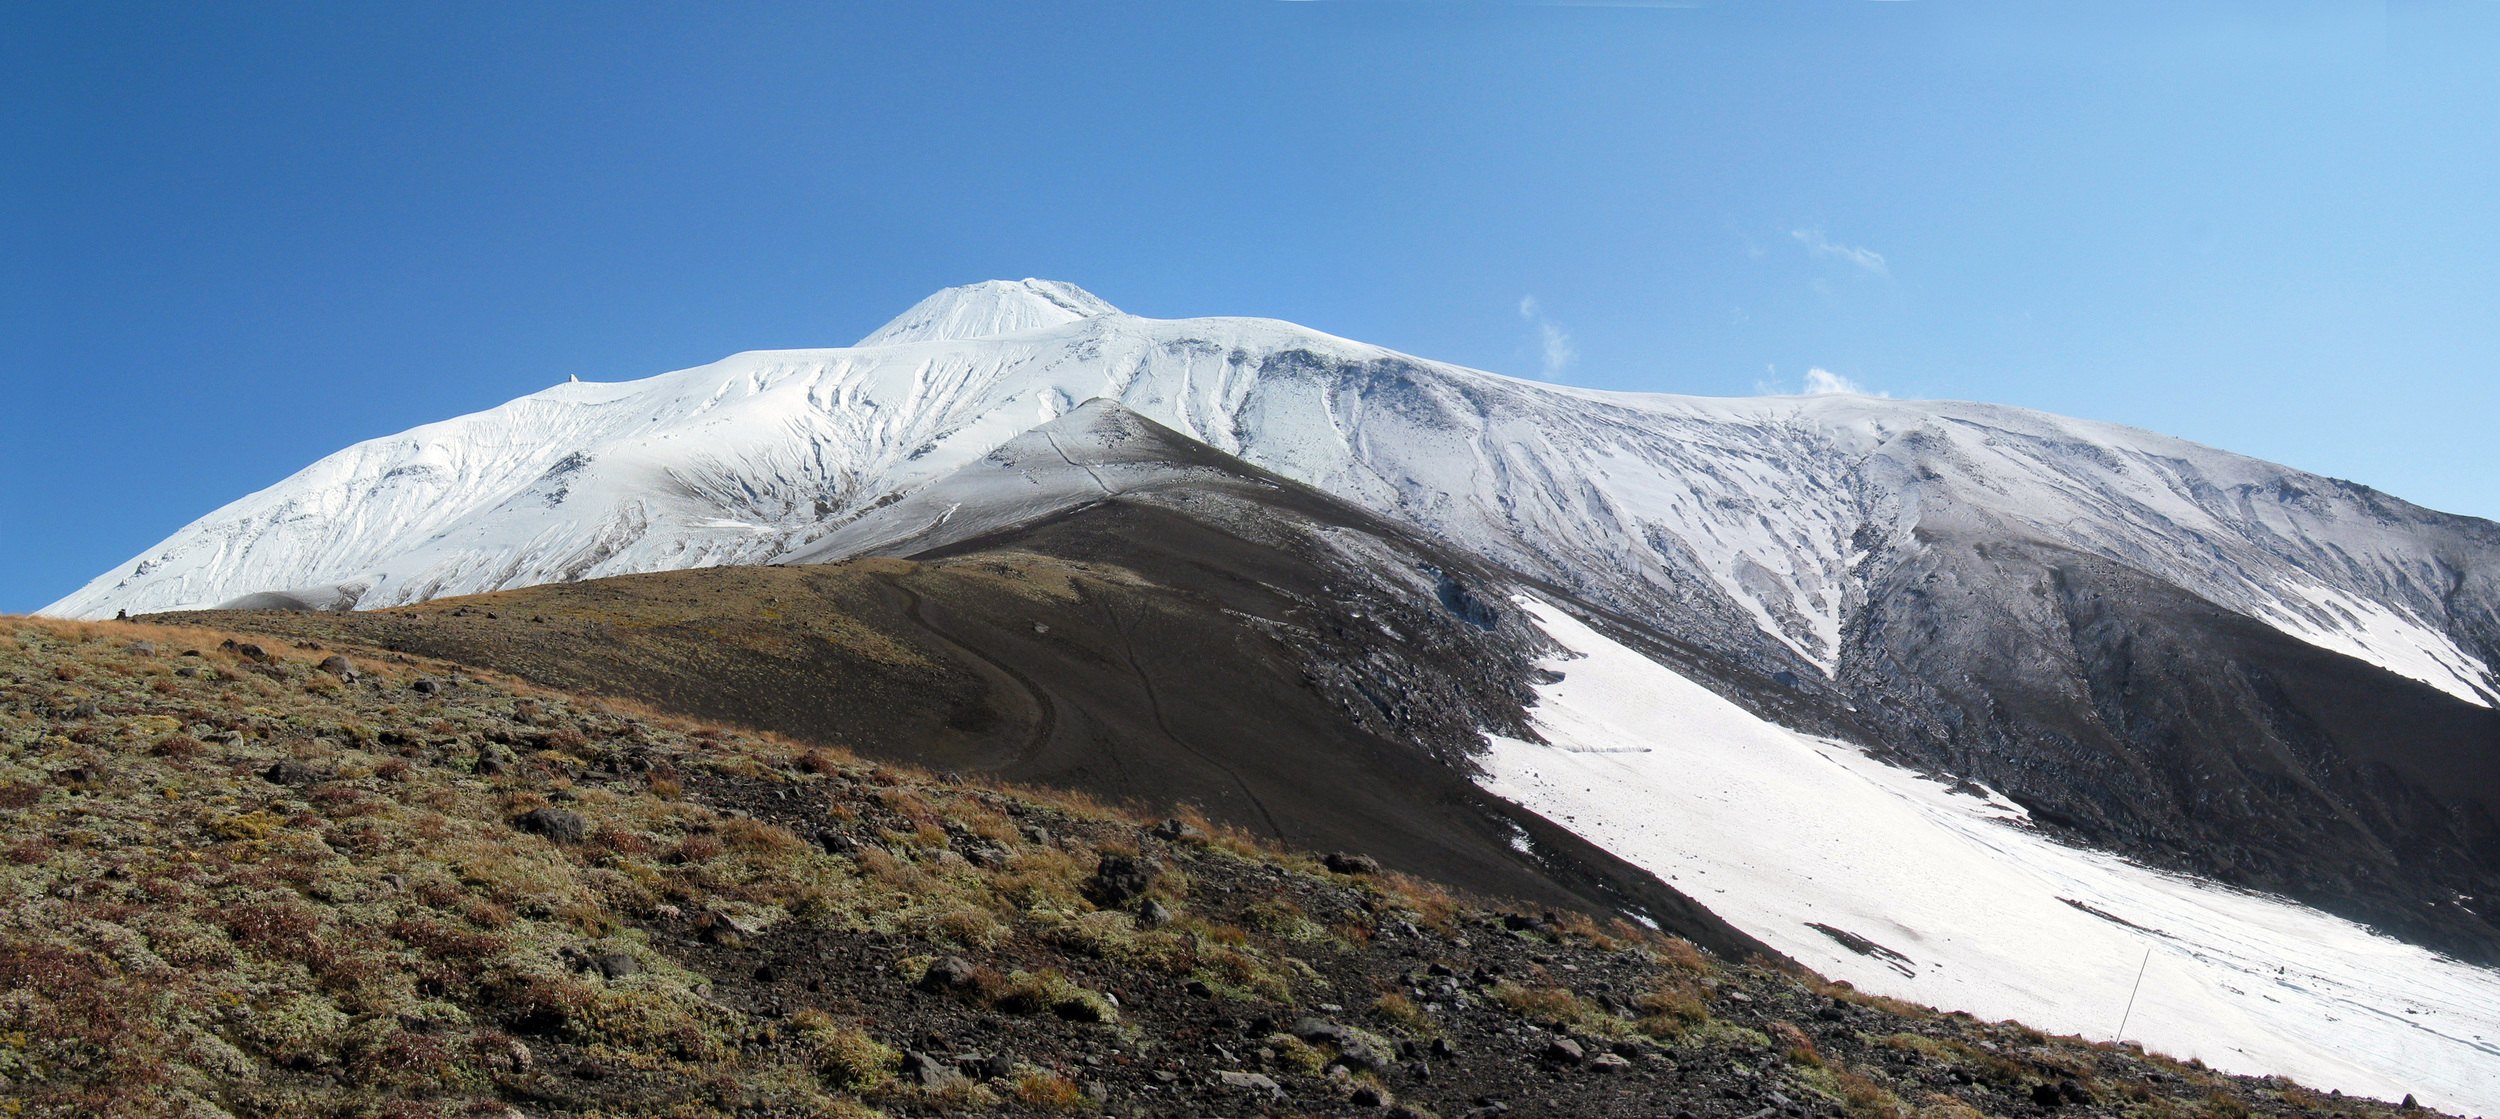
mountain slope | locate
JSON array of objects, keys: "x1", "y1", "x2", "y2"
[
  {"x1": 6, "y1": 616, "x2": 2451, "y2": 1119},
  {"x1": 152, "y1": 403, "x2": 1773, "y2": 962},
  {"x1": 141, "y1": 404, "x2": 2500, "y2": 1107},
  {"x1": 50, "y1": 283, "x2": 2500, "y2": 716}
]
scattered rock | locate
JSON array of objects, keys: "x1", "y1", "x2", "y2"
[
  {"x1": 1541, "y1": 1037, "x2": 1585, "y2": 1064},
  {"x1": 1325, "y1": 851, "x2": 1382, "y2": 876},
  {"x1": 1351, "y1": 1085, "x2": 1385, "y2": 1106},
  {"x1": 1137, "y1": 899, "x2": 1174, "y2": 928},
  {"x1": 127, "y1": 641, "x2": 155, "y2": 656},
  {"x1": 511, "y1": 807, "x2": 587, "y2": 844},
  {"x1": 317, "y1": 654, "x2": 357, "y2": 678},
  {"x1": 411, "y1": 678, "x2": 442, "y2": 695},
  {"x1": 1589, "y1": 1052, "x2": 1632, "y2": 1073}
]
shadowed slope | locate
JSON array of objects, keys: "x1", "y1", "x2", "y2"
[{"x1": 158, "y1": 406, "x2": 1775, "y2": 961}]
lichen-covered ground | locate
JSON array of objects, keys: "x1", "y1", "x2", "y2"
[{"x1": 0, "y1": 617, "x2": 2455, "y2": 1119}]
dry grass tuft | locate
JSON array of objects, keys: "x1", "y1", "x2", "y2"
[{"x1": 1013, "y1": 1068, "x2": 1095, "y2": 1112}]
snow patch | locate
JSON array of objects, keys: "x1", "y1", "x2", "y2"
[{"x1": 1477, "y1": 597, "x2": 2500, "y2": 1115}]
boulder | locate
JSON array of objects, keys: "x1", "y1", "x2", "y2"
[
  {"x1": 1084, "y1": 855, "x2": 1159, "y2": 907},
  {"x1": 263, "y1": 759, "x2": 327, "y2": 787},
  {"x1": 919, "y1": 955, "x2": 980, "y2": 993},
  {"x1": 1150, "y1": 818, "x2": 1210, "y2": 844},
  {"x1": 1217, "y1": 1070, "x2": 1285, "y2": 1097},
  {"x1": 512, "y1": 807, "x2": 588, "y2": 844},
  {"x1": 1290, "y1": 1017, "x2": 1396, "y2": 1073},
  {"x1": 1324, "y1": 852, "x2": 1381, "y2": 876},
  {"x1": 901, "y1": 1050, "x2": 970, "y2": 1091},
  {"x1": 960, "y1": 1052, "x2": 1016, "y2": 1081}
]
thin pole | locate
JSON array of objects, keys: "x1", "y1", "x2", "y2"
[{"x1": 2114, "y1": 948, "x2": 2153, "y2": 1044}]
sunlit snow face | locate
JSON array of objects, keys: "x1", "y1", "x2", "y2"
[
  {"x1": 49, "y1": 284, "x2": 2497, "y2": 714},
  {"x1": 1476, "y1": 597, "x2": 2500, "y2": 1115}
]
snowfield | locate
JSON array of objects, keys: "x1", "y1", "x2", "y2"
[
  {"x1": 1478, "y1": 598, "x2": 2500, "y2": 1115},
  {"x1": 47, "y1": 280, "x2": 2497, "y2": 706}
]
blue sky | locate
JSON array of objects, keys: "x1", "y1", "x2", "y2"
[{"x1": 5, "y1": 1, "x2": 2496, "y2": 613}]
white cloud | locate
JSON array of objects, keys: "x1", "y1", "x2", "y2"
[
  {"x1": 1756, "y1": 365, "x2": 1889, "y2": 397},
  {"x1": 1518, "y1": 296, "x2": 1577, "y2": 379},
  {"x1": 1790, "y1": 228, "x2": 1890, "y2": 276},
  {"x1": 1803, "y1": 367, "x2": 1883, "y2": 396}
]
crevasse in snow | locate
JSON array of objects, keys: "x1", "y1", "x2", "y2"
[{"x1": 45, "y1": 281, "x2": 2500, "y2": 705}]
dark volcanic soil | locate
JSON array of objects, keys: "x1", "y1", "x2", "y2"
[{"x1": 155, "y1": 534, "x2": 1763, "y2": 964}]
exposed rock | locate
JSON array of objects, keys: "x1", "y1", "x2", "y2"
[
  {"x1": 1325, "y1": 851, "x2": 1382, "y2": 876},
  {"x1": 263, "y1": 760, "x2": 327, "y2": 786},
  {"x1": 1217, "y1": 1070, "x2": 1284, "y2": 1097},
  {"x1": 961, "y1": 1052, "x2": 1015, "y2": 1081},
  {"x1": 1084, "y1": 854, "x2": 1159, "y2": 907},
  {"x1": 1541, "y1": 1037, "x2": 1585, "y2": 1064},
  {"x1": 317, "y1": 655, "x2": 357, "y2": 677},
  {"x1": 919, "y1": 955, "x2": 979, "y2": 993},
  {"x1": 1292, "y1": 1017, "x2": 1396, "y2": 1073},
  {"x1": 511, "y1": 807, "x2": 587, "y2": 844},
  {"x1": 901, "y1": 1050, "x2": 970, "y2": 1091},
  {"x1": 1151, "y1": 818, "x2": 1209, "y2": 844}
]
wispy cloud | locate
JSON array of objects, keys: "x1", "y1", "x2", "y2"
[
  {"x1": 1756, "y1": 365, "x2": 1888, "y2": 397},
  {"x1": 1518, "y1": 296, "x2": 1577, "y2": 379},
  {"x1": 1803, "y1": 367, "x2": 1883, "y2": 396},
  {"x1": 1790, "y1": 228, "x2": 1890, "y2": 276}
]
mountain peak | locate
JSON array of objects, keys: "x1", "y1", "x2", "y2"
[{"x1": 855, "y1": 279, "x2": 1120, "y2": 347}]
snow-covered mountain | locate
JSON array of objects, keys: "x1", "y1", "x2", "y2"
[
  {"x1": 67, "y1": 280, "x2": 2500, "y2": 1107},
  {"x1": 49, "y1": 280, "x2": 2500, "y2": 709}
]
